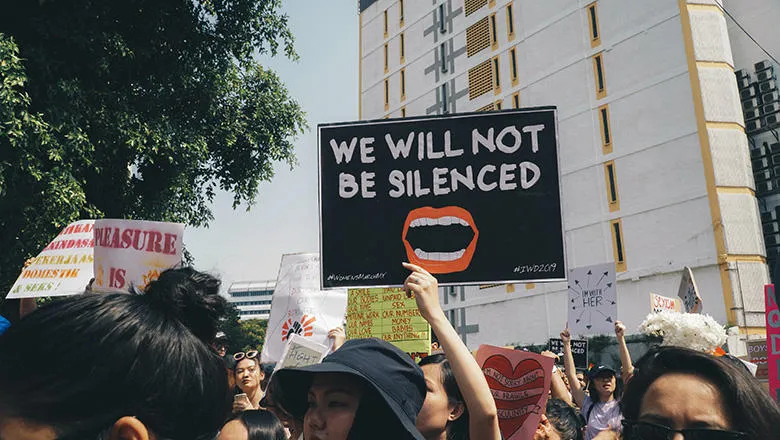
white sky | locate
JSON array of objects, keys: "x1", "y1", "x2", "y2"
[{"x1": 184, "y1": 2, "x2": 358, "y2": 291}]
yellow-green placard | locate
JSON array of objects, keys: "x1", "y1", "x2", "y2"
[{"x1": 346, "y1": 287, "x2": 431, "y2": 356}]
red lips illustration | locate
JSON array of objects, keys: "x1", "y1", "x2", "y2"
[{"x1": 402, "y1": 206, "x2": 479, "y2": 274}]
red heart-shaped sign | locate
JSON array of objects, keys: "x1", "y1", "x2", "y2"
[{"x1": 482, "y1": 355, "x2": 546, "y2": 440}]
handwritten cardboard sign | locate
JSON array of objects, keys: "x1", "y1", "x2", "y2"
[
  {"x1": 346, "y1": 287, "x2": 430, "y2": 356},
  {"x1": 261, "y1": 253, "x2": 348, "y2": 363},
  {"x1": 318, "y1": 108, "x2": 565, "y2": 288},
  {"x1": 678, "y1": 267, "x2": 702, "y2": 313},
  {"x1": 747, "y1": 339, "x2": 768, "y2": 381},
  {"x1": 548, "y1": 338, "x2": 588, "y2": 370},
  {"x1": 7, "y1": 219, "x2": 183, "y2": 298},
  {"x1": 765, "y1": 284, "x2": 780, "y2": 401},
  {"x1": 7, "y1": 220, "x2": 96, "y2": 299},
  {"x1": 567, "y1": 262, "x2": 617, "y2": 336},
  {"x1": 275, "y1": 333, "x2": 329, "y2": 372},
  {"x1": 649, "y1": 292, "x2": 682, "y2": 313},
  {"x1": 476, "y1": 345, "x2": 553, "y2": 440},
  {"x1": 91, "y1": 219, "x2": 183, "y2": 292}
]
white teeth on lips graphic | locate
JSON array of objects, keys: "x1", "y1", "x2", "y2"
[
  {"x1": 409, "y1": 216, "x2": 469, "y2": 228},
  {"x1": 414, "y1": 248, "x2": 466, "y2": 261}
]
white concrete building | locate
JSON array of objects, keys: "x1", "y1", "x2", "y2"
[
  {"x1": 358, "y1": 0, "x2": 778, "y2": 348},
  {"x1": 226, "y1": 280, "x2": 275, "y2": 320}
]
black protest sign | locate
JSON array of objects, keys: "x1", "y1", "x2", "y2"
[
  {"x1": 548, "y1": 338, "x2": 588, "y2": 370},
  {"x1": 318, "y1": 108, "x2": 564, "y2": 288}
]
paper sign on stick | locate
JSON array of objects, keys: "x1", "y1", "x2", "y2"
[
  {"x1": 649, "y1": 292, "x2": 682, "y2": 313},
  {"x1": 261, "y1": 253, "x2": 348, "y2": 364},
  {"x1": 275, "y1": 333, "x2": 329, "y2": 372},
  {"x1": 476, "y1": 345, "x2": 553, "y2": 440},
  {"x1": 678, "y1": 267, "x2": 702, "y2": 313},
  {"x1": 6, "y1": 220, "x2": 96, "y2": 299},
  {"x1": 346, "y1": 287, "x2": 430, "y2": 356},
  {"x1": 765, "y1": 285, "x2": 780, "y2": 401},
  {"x1": 92, "y1": 219, "x2": 183, "y2": 292},
  {"x1": 318, "y1": 108, "x2": 565, "y2": 288},
  {"x1": 548, "y1": 338, "x2": 588, "y2": 370},
  {"x1": 747, "y1": 339, "x2": 768, "y2": 381},
  {"x1": 567, "y1": 262, "x2": 617, "y2": 336}
]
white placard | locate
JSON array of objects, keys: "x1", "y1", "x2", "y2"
[
  {"x1": 7, "y1": 220, "x2": 96, "y2": 299},
  {"x1": 567, "y1": 262, "x2": 617, "y2": 336},
  {"x1": 275, "y1": 333, "x2": 329, "y2": 373},
  {"x1": 678, "y1": 266, "x2": 702, "y2": 313},
  {"x1": 261, "y1": 253, "x2": 348, "y2": 363},
  {"x1": 650, "y1": 292, "x2": 682, "y2": 313}
]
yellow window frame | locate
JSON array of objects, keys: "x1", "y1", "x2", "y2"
[
  {"x1": 603, "y1": 160, "x2": 620, "y2": 212},
  {"x1": 506, "y1": 2, "x2": 515, "y2": 41},
  {"x1": 592, "y1": 52, "x2": 607, "y2": 99},
  {"x1": 587, "y1": 2, "x2": 601, "y2": 48},
  {"x1": 492, "y1": 56, "x2": 501, "y2": 94},
  {"x1": 610, "y1": 218, "x2": 627, "y2": 272},
  {"x1": 598, "y1": 104, "x2": 612, "y2": 154}
]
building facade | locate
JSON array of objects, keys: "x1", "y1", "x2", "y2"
[
  {"x1": 226, "y1": 280, "x2": 275, "y2": 320},
  {"x1": 358, "y1": 0, "x2": 777, "y2": 348}
]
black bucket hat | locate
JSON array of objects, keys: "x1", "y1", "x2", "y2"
[
  {"x1": 272, "y1": 338, "x2": 426, "y2": 440},
  {"x1": 588, "y1": 365, "x2": 617, "y2": 379}
]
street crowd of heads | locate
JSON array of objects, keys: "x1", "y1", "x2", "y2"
[{"x1": 1, "y1": 266, "x2": 779, "y2": 440}]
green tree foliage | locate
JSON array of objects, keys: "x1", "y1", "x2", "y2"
[
  {"x1": 220, "y1": 302, "x2": 268, "y2": 353},
  {"x1": 0, "y1": 0, "x2": 306, "y2": 292}
]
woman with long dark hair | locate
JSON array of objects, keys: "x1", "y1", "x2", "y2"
[
  {"x1": 621, "y1": 346, "x2": 780, "y2": 440},
  {"x1": 561, "y1": 321, "x2": 633, "y2": 440},
  {"x1": 219, "y1": 410, "x2": 287, "y2": 440},
  {"x1": 404, "y1": 263, "x2": 501, "y2": 440},
  {"x1": 232, "y1": 350, "x2": 265, "y2": 412},
  {"x1": 0, "y1": 267, "x2": 231, "y2": 440}
]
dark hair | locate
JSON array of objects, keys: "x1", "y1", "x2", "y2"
[
  {"x1": 0, "y1": 267, "x2": 231, "y2": 439},
  {"x1": 418, "y1": 353, "x2": 469, "y2": 440},
  {"x1": 232, "y1": 410, "x2": 286, "y2": 440},
  {"x1": 233, "y1": 356, "x2": 262, "y2": 373},
  {"x1": 586, "y1": 370, "x2": 622, "y2": 404},
  {"x1": 545, "y1": 398, "x2": 583, "y2": 440},
  {"x1": 621, "y1": 346, "x2": 780, "y2": 439}
]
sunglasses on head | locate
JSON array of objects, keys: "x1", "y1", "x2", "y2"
[
  {"x1": 233, "y1": 350, "x2": 259, "y2": 361},
  {"x1": 622, "y1": 420, "x2": 747, "y2": 440}
]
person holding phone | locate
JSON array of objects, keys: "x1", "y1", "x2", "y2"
[{"x1": 233, "y1": 350, "x2": 265, "y2": 413}]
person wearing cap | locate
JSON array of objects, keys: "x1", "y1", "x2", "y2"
[
  {"x1": 403, "y1": 262, "x2": 501, "y2": 440},
  {"x1": 272, "y1": 337, "x2": 427, "y2": 440},
  {"x1": 561, "y1": 321, "x2": 633, "y2": 440}
]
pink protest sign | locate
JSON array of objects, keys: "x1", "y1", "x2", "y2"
[
  {"x1": 476, "y1": 345, "x2": 553, "y2": 440},
  {"x1": 765, "y1": 284, "x2": 780, "y2": 402}
]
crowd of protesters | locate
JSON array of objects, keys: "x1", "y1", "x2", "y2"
[{"x1": 1, "y1": 265, "x2": 779, "y2": 440}]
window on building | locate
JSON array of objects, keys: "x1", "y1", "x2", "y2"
[
  {"x1": 442, "y1": 83, "x2": 448, "y2": 114},
  {"x1": 384, "y1": 78, "x2": 390, "y2": 110},
  {"x1": 400, "y1": 32, "x2": 405, "y2": 63},
  {"x1": 489, "y1": 13, "x2": 498, "y2": 49},
  {"x1": 587, "y1": 2, "x2": 601, "y2": 47},
  {"x1": 599, "y1": 104, "x2": 612, "y2": 153},
  {"x1": 506, "y1": 3, "x2": 515, "y2": 40},
  {"x1": 440, "y1": 43, "x2": 447, "y2": 73},
  {"x1": 604, "y1": 161, "x2": 620, "y2": 211},
  {"x1": 512, "y1": 92, "x2": 520, "y2": 108},
  {"x1": 439, "y1": 3, "x2": 446, "y2": 33},
  {"x1": 509, "y1": 47, "x2": 518, "y2": 85},
  {"x1": 384, "y1": 43, "x2": 389, "y2": 73},
  {"x1": 401, "y1": 106, "x2": 406, "y2": 117},
  {"x1": 495, "y1": 100, "x2": 503, "y2": 110},
  {"x1": 400, "y1": 68, "x2": 406, "y2": 100},
  {"x1": 492, "y1": 56, "x2": 500, "y2": 93},
  {"x1": 384, "y1": 10, "x2": 389, "y2": 37},
  {"x1": 593, "y1": 52, "x2": 606, "y2": 98},
  {"x1": 611, "y1": 219, "x2": 626, "y2": 271},
  {"x1": 399, "y1": 0, "x2": 404, "y2": 26}
]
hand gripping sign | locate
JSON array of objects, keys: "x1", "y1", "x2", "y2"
[{"x1": 318, "y1": 108, "x2": 565, "y2": 288}]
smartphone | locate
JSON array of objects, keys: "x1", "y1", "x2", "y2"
[{"x1": 234, "y1": 393, "x2": 251, "y2": 406}]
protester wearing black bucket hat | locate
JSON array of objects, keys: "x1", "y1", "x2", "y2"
[{"x1": 273, "y1": 337, "x2": 427, "y2": 440}]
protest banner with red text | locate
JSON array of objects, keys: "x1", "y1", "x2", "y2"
[
  {"x1": 476, "y1": 345, "x2": 553, "y2": 440},
  {"x1": 91, "y1": 219, "x2": 184, "y2": 292},
  {"x1": 747, "y1": 339, "x2": 768, "y2": 381},
  {"x1": 765, "y1": 284, "x2": 780, "y2": 401},
  {"x1": 7, "y1": 220, "x2": 96, "y2": 299}
]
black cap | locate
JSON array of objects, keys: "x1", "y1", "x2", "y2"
[
  {"x1": 588, "y1": 365, "x2": 616, "y2": 379},
  {"x1": 273, "y1": 338, "x2": 426, "y2": 440}
]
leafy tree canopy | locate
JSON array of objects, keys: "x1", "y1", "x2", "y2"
[{"x1": 0, "y1": 0, "x2": 306, "y2": 292}]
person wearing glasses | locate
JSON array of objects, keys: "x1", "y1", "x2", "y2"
[
  {"x1": 0, "y1": 267, "x2": 231, "y2": 440},
  {"x1": 621, "y1": 345, "x2": 780, "y2": 440},
  {"x1": 233, "y1": 350, "x2": 265, "y2": 413}
]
